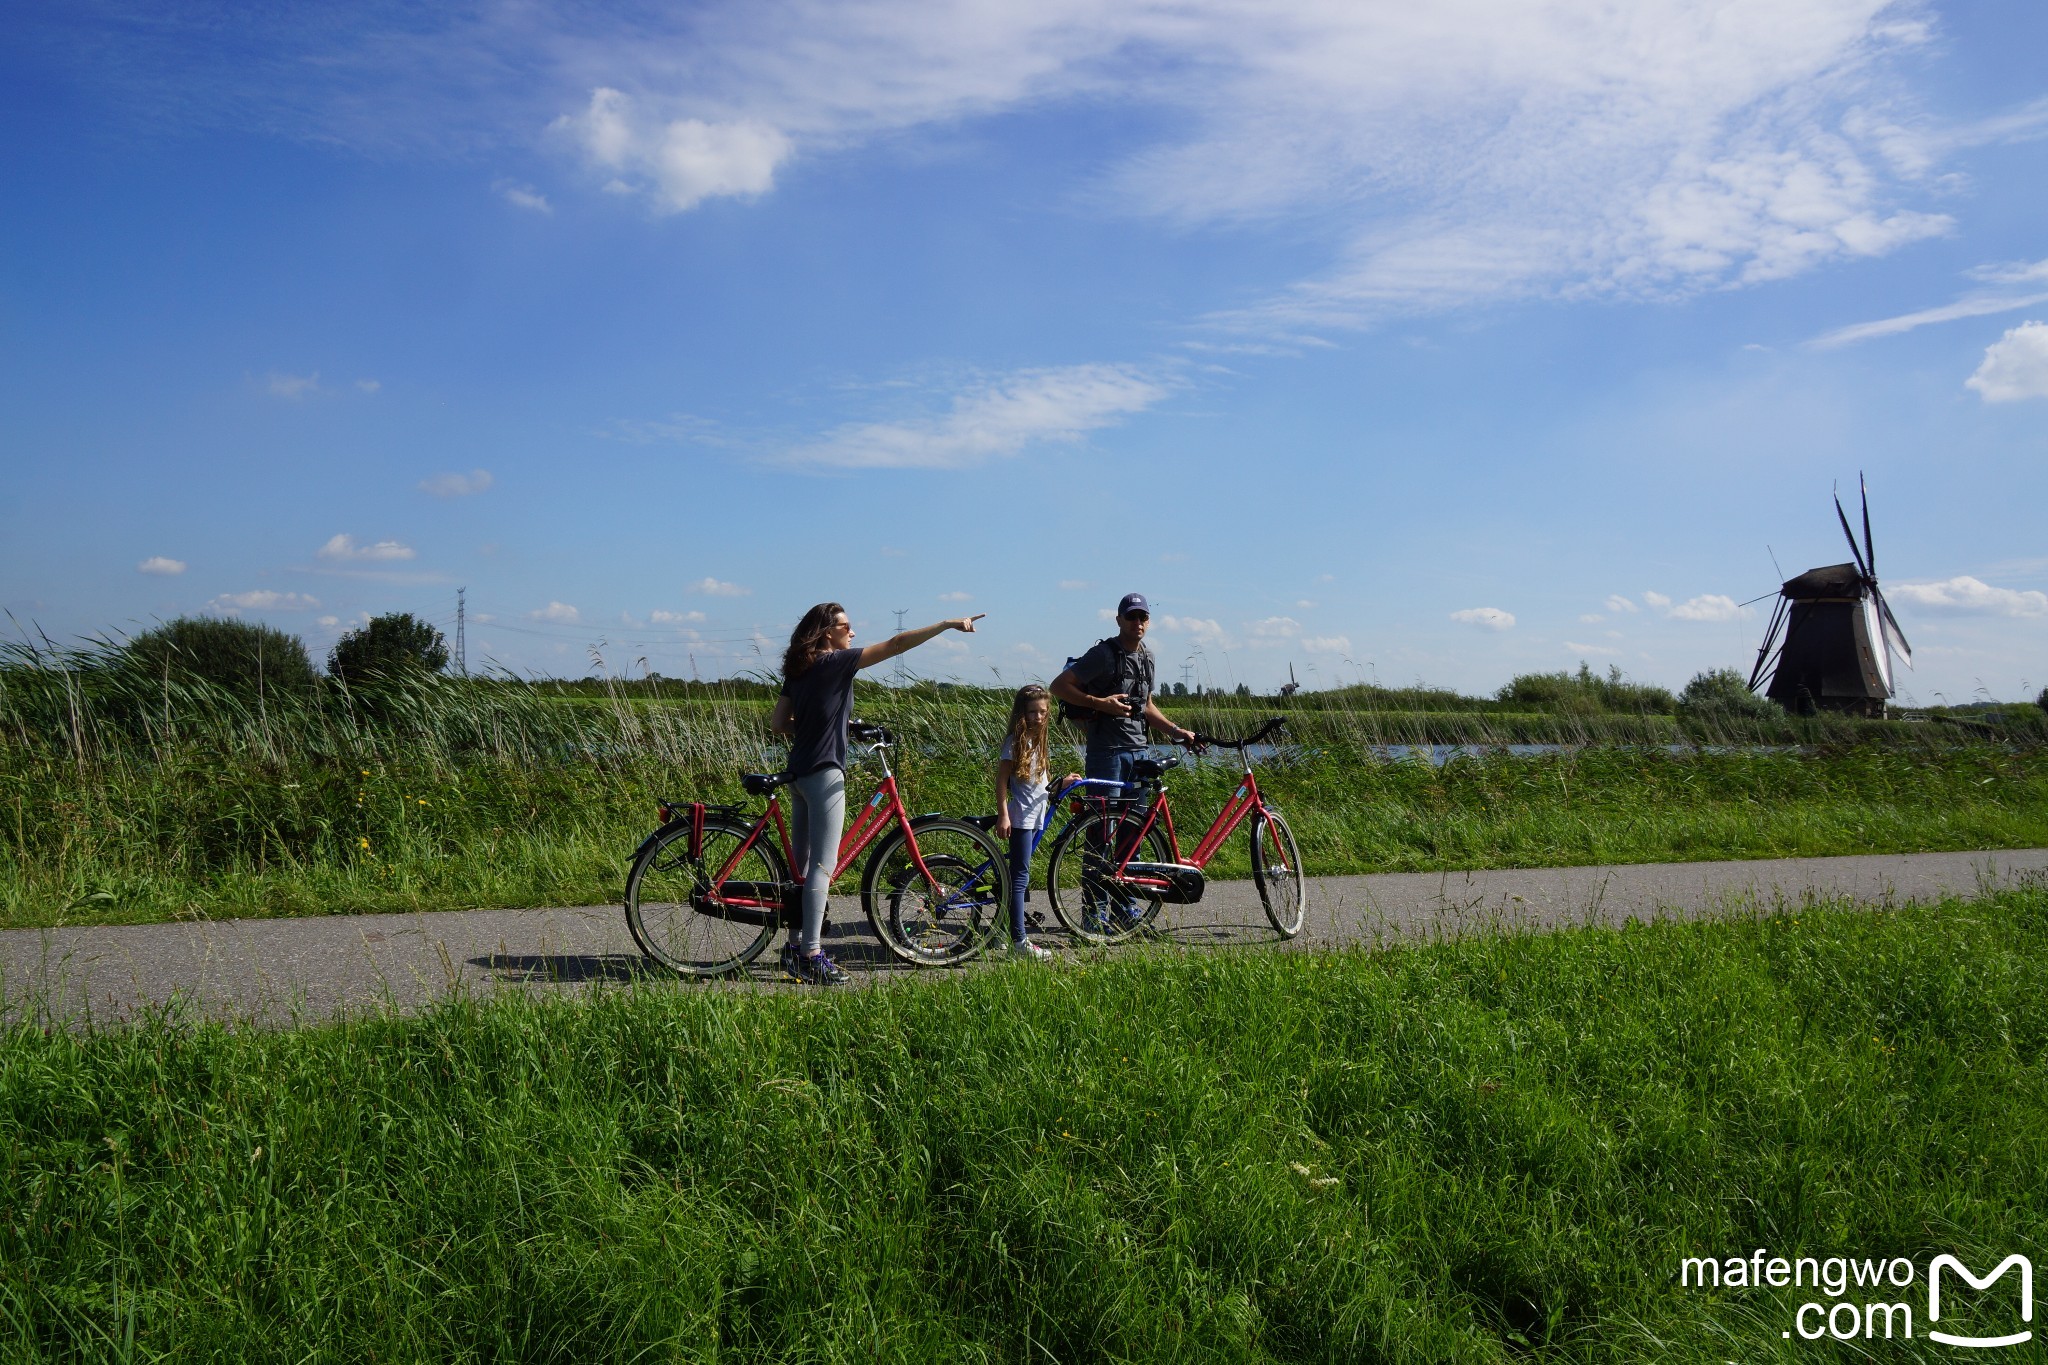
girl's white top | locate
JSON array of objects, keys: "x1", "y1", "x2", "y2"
[{"x1": 999, "y1": 736, "x2": 1049, "y2": 830}]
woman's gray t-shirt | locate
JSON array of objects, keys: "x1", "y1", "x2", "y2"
[
  {"x1": 999, "y1": 736, "x2": 1049, "y2": 830},
  {"x1": 781, "y1": 648, "x2": 863, "y2": 777}
]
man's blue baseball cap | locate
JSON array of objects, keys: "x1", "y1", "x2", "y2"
[{"x1": 1117, "y1": 592, "x2": 1150, "y2": 618}]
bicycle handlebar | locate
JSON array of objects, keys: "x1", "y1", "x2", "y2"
[
  {"x1": 847, "y1": 720, "x2": 894, "y2": 744},
  {"x1": 1183, "y1": 716, "x2": 1287, "y2": 750}
]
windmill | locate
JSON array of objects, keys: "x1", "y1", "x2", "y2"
[
  {"x1": 1747, "y1": 475, "x2": 1913, "y2": 717},
  {"x1": 1279, "y1": 663, "x2": 1300, "y2": 699}
]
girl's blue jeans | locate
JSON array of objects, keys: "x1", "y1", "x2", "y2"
[{"x1": 1007, "y1": 828, "x2": 1037, "y2": 943}]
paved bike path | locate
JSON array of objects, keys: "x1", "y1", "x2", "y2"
[{"x1": 5, "y1": 848, "x2": 2045, "y2": 1027}]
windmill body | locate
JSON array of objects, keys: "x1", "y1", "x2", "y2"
[{"x1": 1748, "y1": 481, "x2": 1913, "y2": 717}]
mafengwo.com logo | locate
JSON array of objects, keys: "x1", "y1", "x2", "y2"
[{"x1": 1678, "y1": 1249, "x2": 2033, "y2": 1346}]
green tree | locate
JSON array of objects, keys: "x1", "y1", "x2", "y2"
[
  {"x1": 123, "y1": 617, "x2": 317, "y2": 697},
  {"x1": 1678, "y1": 668, "x2": 1778, "y2": 720},
  {"x1": 2037, "y1": 685, "x2": 2047, "y2": 715},
  {"x1": 327, "y1": 613, "x2": 449, "y2": 687}
]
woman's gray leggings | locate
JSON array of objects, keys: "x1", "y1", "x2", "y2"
[{"x1": 788, "y1": 765, "x2": 845, "y2": 955}]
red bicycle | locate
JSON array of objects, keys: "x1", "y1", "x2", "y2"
[
  {"x1": 1042, "y1": 717, "x2": 1305, "y2": 942},
  {"x1": 624, "y1": 722, "x2": 1006, "y2": 975}
]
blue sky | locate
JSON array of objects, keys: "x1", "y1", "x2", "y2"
[{"x1": 3, "y1": 0, "x2": 2045, "y2": 700}]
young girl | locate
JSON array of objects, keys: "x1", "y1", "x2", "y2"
[
  {"x1": 770, "y1": 602, "x2": 983, "y2": 985},
  {"x1": 992, "y1": 684, "x2": 1078, "y2": 961}
]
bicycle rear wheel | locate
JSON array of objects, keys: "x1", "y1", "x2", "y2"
[
  {"x1": 1250, "y1": 810, "x2": 1306, "y2": 938},
  {"x1": 860, "y1": 819, "x2": 1006, "y2": 966},
  {"x1": 625, "y1": 817, "x2": 785, "y2": 976},
  {"x1": 1044, "y1": 807, "x2": 1171, "y2": 945}
]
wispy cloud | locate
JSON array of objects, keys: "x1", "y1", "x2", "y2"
[
  {"x1": 937, "y1": 590, "x2": 972, "y2": 602},
  {"x1": 781, "y1": 364, "x2": 1169, "y2": 470},
  {"x1": 1301, "y1": 635, "x2": 1350, "y2": 654},
  {"x1": 1603, "y1": 595, "x2": 1639, "y2": 614},
  {"x1": 689, "y1": 577, "x2": 751, "y2": 597},
  {"x1": 74, "y1": 3, "x2": 2029, "y2": 337},
  {"x1": 1810, "y1": 282, "x2": 2048, "y2": 348},
  {"x1": 1890, "y1": 576, "x2": 2048, "y2": 618},
  {"x1": 1966, "y1": 321, "x2": 2048, "y2": 403},
  {"x1": 266, "y1": 371, "x2": 320, "y2": 400},
  {"x1": 211, "y1": 590, "x2": 320, "y2": 612},
  {"x1": 1450, "y1": 607, "x2": 1514, "y2": 631},
  {"x1": 418, "y1": 468, "x2": 494, "y2": 497},
  {"x1": 1667, "y1": 594, "x2": 1748, "y2": 623},
  {"x1": 651, "y1": 608, "x2": 707, "y2": 624},
  {"x1": 137, "y1": 556, "x2": 186, "y2": 576},
  {"x1": 496, "y1": 178, "x2": 553, "y2": 213},
  {"x1": 1565, "y1": 640, "x2": 1622, "y2": 656},
  {"x1": 318, "y1": 533, "x2": 416, "y2": 563},
  {"x1": 530, "y1": 601, "x2": 581, "y2": 623}
]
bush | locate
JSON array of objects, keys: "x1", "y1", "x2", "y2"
[
  {"x1": 1678, "y1": 668, "x2": 1778, "y2": 721},
  {"x1": 1497, "y1": 663, "x2": 1677, "y2": 714},
  {"x1": 328, "y1": 613, "x2": 449, "y2": 687},
  {"x1": 2038, "y1": 686, "x2": 2047, "y2": 715},
  {"x1": 123, "y1": 616, "x2": 317, "y2": 697}
]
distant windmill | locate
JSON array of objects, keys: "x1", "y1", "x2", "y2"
[
  {"x1": 1279, "y1": 663, "x2": 1301, "y2": 699},
  {"x1": 1747, "y1": 475, "x2": 1913, "y2": 717}
]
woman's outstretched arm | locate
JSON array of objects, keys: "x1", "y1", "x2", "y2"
[{"x1": 857, "y1": 615, "x2": 984, "y2": 669}]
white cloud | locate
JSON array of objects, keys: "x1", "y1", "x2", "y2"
[
  {"x1": 356, "y1": 378, "x2": 381, "y2": 393},
  {"x1": 1970, "y1": 257, "x2": 2048, "y2": 287},
  {"x1": 689, "y1": 577, "x2": 751, "y2": 597},
  {"x1": 318, "y1": 533, "x2": 416, "y2": 562},
  {"x1": 418, "y1": 468, "x2": 494, "y2": 497},
  {"x1": 1810, "y1": 290, "x2": 2048, "y2": 348},
  {"x1": 1301, "y1": 635, "x2": 1351, "y2": 654},
  {"x1": 266, "y1": 371, "x2": 320, "y2": 400},
  {"x1": 1643, "y1": 591, "x2": 1673, "y2": 609},
  {"x1": 1603, "y1": 595, "x2": 1639, "y2": 614},
  {"x1": 1155, "y1": 614, "x2": 1225, "y2": 643},
  {"x1": 530, "y1": 601, "x2": 581, "y2": 623},
  {"x1": 1667, "y1": 594, "x2": 1748, "y2": 622},
  {"x1": 1294, "y1": 599, "x2": 1316, "y2": 610},
  {"x1": 1565, "y1": 641, "x2": 1623, "y2": 656},
  {"x1": 211, "y1": 590, "x2": 320, "y2": 612},
  {"x1": 1249, "y1": 616, "x2": 1300, "y2": 639},
  {"x1": 1890, "y1": 576, "x2": 2048, "y2": 618},
  {"x1": 496, "y1": 178, "x2": 553, "y2": 214},
  {"x1": 937, "y1": 590, "x2": 972, "y2": 602},
  {"x1": 1966, "y1": 321, "x2": 2048, "y2": 403},
  {"x1": 783, "y1": 364, "x2": 1168, "y2": 470},
  {"x1": 651, "y1": 609, "x2": 707, "y2": 624},
  {"x1": 1578, "y1": 613, "x2": 1603, "y2": 624},
  {"x1": 1450, "y1": 607, "x2": 1515, "y2": 631},
  {"x1": 316, "y1": 615, "x2": 340, "y2": 627},
  {"x1": 137, "y1": 556, "x2": 186, "y2": 576},
  {"x1": 552, "y1": 88, "x2": 791, "y2": 213}
]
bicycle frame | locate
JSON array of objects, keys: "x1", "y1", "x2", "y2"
[
  {"x1": 698, "y1": 746, "x2": 941, "y2": 914},
  {"x1": 1070, "y1": 749, "x2": 1286, "y2": 887}
]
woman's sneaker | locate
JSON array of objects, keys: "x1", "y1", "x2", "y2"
[
  {"x1": 1007, "y1": 939, "x2": 1054, "y2": 962},
  {"x1": 786, "y1": 948, "x2": 848, "y2": 986}
]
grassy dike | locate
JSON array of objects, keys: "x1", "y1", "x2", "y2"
[{"x1": 5, "y1": 888, "x2": 2045, "y2": 1362}]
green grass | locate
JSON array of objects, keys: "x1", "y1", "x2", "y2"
[
  {"x1": 5, "y1": 642, "x2": 2046, "y2": 929},
  {"x1": 5, "y1": 888, "x2": 2046, "y2": 1361}
]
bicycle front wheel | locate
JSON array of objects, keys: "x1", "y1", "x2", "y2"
[
  {"x1": 1250, "y1": 810, "x2": 1306, "y2": 938},
  {"x1": 1044, "y1": 807, "x2": 1172, "y2": 945},
  {"x1": 860, "y1": 819, "x2": 1006, "y2": 966},
  {"x1": 625, "y1": 817, "x2": 785, "y2": 977}
]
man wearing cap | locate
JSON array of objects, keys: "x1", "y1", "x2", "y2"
[{"x1": 1052, "y1": 592, "x2": 1196, "y2": 783}]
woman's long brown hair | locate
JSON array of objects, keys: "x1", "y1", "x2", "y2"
[
  {"x1": 1004, "y1": 683, "x2": 1050, "y2": 785},
  {"x1": 782, "y1": 602, "x2": 845, "y2": 683}
]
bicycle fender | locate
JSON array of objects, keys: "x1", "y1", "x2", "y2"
[{"x1": 630, "y1": 819, "x2": 688, "y2": 866}]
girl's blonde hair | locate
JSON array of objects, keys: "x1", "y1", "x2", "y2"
[{"x1": 1004, "y1": 684, "x2": 1051, "y2": 784}]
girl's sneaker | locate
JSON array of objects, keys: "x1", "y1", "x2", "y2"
[{"x1": 1007, "y1": 939, "x2": 1054, "y2": 962}]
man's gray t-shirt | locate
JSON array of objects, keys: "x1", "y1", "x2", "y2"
[
  {"x1": 780, "y1": 648, "x2": 863, "y2": 777},
  {"x1": 1070, "y1": 638, "x2": 1154, "y2": 752}
]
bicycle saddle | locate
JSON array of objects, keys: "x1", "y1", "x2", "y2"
[
  {"x1": 741, "y1": 771, "x2": 794, "y2": 796},
  {"x1": 1130, "y1": 754, "x2": 1181, "y2": 782}
]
